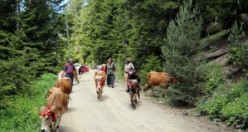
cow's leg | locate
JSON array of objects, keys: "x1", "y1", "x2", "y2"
[
  {"x1": 158, "y1": 86, "x2": 166, "y2": 104},
  {"x1": 151, "y1": 86, "x2": 155, "y2": 96},
  {"x1": 55, "y1": 114, "x2": 62, "y2": 132}
]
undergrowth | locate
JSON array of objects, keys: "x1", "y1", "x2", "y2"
[
  {"x1": 0, "y1": 73, "x2": 57, "y2": 131},
  {"x1": 197, "y1": 63, "x2": 248, "y2": 130}
]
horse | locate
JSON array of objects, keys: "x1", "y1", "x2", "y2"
[
  {"x1": 128, "y1": 80, "x2": 140, "y2": 108},
  {"x1": 126, "y1": 71, "x2": 141, "y2": 108}
]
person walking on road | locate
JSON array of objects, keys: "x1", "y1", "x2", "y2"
[
  {"x1": 62, "y1": 58, "x2": 76, "y2": 92},
  {"x1": 105, "y1": 58, "x2": 115, "y2": 88}
]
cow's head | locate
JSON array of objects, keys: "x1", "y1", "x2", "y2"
[
  {"x1": 39, "y1": 105, "x2": 56, "y2": 132},
  {"x1": 170, "y1": 77, "x2": 177, "y2": 85},
  {"x1": 95, "y1": 76, "x2": 103, "y2": 90},
  {"x1": 58, "y1": 70, "x2": 64, "y2": 80}
]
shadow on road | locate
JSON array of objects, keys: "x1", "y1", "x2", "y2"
[
  {"x1": 99, "y1": 95, "x2": 109, "y2": 102},
  {"x1": 59, "y1": 126, "x2": 73, "y2": 132},
  {"x1": 66, "y1": 107, "x2": 77, "y2": 114}
]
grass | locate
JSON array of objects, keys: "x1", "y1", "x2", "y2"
[{"x1": 0, "y1": 73, "x2": 57, "y2": 132}]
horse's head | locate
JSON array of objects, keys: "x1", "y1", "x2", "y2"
[{"x1": 39, "y1": 105, "x2": 56, "y2": 132}]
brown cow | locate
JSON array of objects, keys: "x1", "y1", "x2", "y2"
[
  {"x1": 54, "y1": 78, "x2": 72, "y2": 95},
  {"x1": 58, "y1": 70, "x2": 79, "y2": 84},
  {"x1": 144, "y1": 71, "x2": 176, "y2": 95},
  {"x1": 94, "y1": 66, "x2": 107, "y2": 99},
  {"x1": 39, "y1": 89, "x2": 68, "y2": 132}
]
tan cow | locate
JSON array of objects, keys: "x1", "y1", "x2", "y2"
[
  {"x1": 58, "y1": 70, "x2": 79, "y2": 84},
  {"x1": 39, "y1": 89, "x2": 68, "y2": 132},
  {"x1": 144, "y1": 71, "x2": 176, "y2": 95},
  {"x1": 54, "y1": 78, "x2": 72, "y2": 95},
  {"x1": 94, "y1": 65, "x2": 107, "y2": 99}
]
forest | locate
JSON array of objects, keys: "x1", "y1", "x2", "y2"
[{"x1": 1, "y1": 0, "x2": 248, "y2": 131}]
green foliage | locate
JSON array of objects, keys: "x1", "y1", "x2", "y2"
[
  {"x1": 221, "y1": 93, "x2": 248, "y2": 128},
  {"x1": 205, "y1": 64, "x2": 224, "y2": 92},
  {"x1": 228, "y1": 21, "x2": 248, "y2": 70},
  {"x1": 140, "y1": 55, "x2": 163, "y2": 85},
  {"x1": 196, "y1": 0, "x2": 248, "y2": 34},
  {"x1": 0, "y1": 73, "x2": 57, "y2": 131},
  {"x1": 0, "y1": 1, "x2": 66, "y2": 131},
  {"x1": 162, "y1": 0, "x2": 205, "y2": 106},
  {"x1": 200, "y1": 29, "x2": 230, "y2": 46},
  {"x1": 115, "y1": 53, "x2": 126, "y2": 81},
  {"x1": 0, "y1": 58, "x2": 31, "y2": 105},
  {"x1": 229, "y1": 42, "x2": 248, "y2": 70},
  {"x1": 198, "y1": 80, "x2": 248, "y2": 130},
  {"x1": 228, "y1": 21, "x2": 245, "y2": 45},
  {"x1": 198, "y1": 84, "x2": 228, "y2": 115}
]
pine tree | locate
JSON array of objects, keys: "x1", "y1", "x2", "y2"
[
  {"x1": 0, "y1": 0, "x2": 31, "y2": 102},
  {"x1": 162, "y1": 0, "x2": 205, "y2": 106},
  {"x1": 21, "y1": 0, "x2": 65, "y2": 74},
  {"x1": 228, "y1": 21, "x2": 248, "y2": 69},
  {"x1": 228, "y1": 21, "x2": 245, "y2": 46}
]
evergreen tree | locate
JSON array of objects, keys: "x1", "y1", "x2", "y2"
[
  {"x1": 21, "y1": 0, "x2": 65, "y2": 74},
  {"x1": 0, "y1": 0, "x2": 31, "y2": 102},
  {"x1": 228, "y1": 21, "x2": 245, "y2": 45},
  {"x1": 162, "y1": 0, "x2": 205, "y2": 106},
  {"x1": 228, "y1": 21, "x2": 248, "y2": 69},
  {"x1": 124, "y1": 0, "x2": 180, "y2": 70}
]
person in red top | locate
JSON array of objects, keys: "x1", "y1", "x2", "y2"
[{"x1": 62, "y1": 59, "x2": 76, "y2": 92}]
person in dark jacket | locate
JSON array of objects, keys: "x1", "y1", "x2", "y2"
[{"x1": 62, "y1": 58, "x2": 76, "y2": 92}]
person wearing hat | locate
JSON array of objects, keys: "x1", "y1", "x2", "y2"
[{"x1": 62, "y1": 58, "x2": 76, "y2": 92}]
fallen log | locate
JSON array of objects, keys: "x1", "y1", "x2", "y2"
[{"x1": 205, "y1": 48, "x2": 228, "y2": 59}]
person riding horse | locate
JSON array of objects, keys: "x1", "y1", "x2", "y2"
[
  {"x1": 126, "y1": 69, "x2": 141, "y2": 93},
  {"x1": 124, "y1": 59, "x2": 141, "y2": 93}
]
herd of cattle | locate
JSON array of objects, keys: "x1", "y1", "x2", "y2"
[
  {"x1": 38, "y1": 64, "x2": 176, "y2": 132},
  {"x1": 39, "y1": 65, "x2": 89, "y2": 132}
]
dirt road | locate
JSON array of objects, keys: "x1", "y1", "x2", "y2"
[{"x1": 60, "y1": 70, "x2": 233, "y2": 132}]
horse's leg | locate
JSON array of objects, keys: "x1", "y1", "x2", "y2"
[
  {"x1": 134, "y1": 93, "x2": 138, "y2": 104},
  {"x1": 130, "y1": 93, "x2": 133, "y2": 105}
]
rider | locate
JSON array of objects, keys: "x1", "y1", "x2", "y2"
[
  {"x1": 124, "y1": 59, "x2": 140, "y2": 93},
  {"x1": 62, "y1": 58, "x2": 76, "y2": 92}
]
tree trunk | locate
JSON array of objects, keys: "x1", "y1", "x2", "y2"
[{"x1": 16, "y1": 0, "x2": 20, "y2": 30}]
